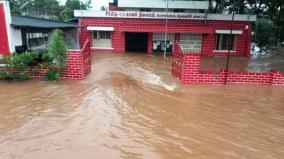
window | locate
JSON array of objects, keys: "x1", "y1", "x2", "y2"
[
  {"x1": 93, "y1": 31, "x2": 112, "y2": 48},
  {"x1": 93, "y1": 31, "x2": 111, "y2": 40},
  {"x1": 215, "y1": 34, "x2": 236, "y2": 51},
  {"x1": 174, "y1": 9, "x2": 185, "y2": 13},
  {"x1": 180, "y1": 34, "x2": 202, "y2": 53}
]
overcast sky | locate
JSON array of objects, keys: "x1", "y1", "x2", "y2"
[{"x1": 59, "y1": 0, "x2": 113, "y2": 10}]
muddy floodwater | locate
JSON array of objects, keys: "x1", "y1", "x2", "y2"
[{"x1": 1, "y1": 53, "x2": 284, "y2": 159}]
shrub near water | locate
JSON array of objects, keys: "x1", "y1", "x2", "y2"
[
  {"x1": 45, "y1": 29, "x2": 67, "y2": 81},
  {"x1": 0, "y1": 29, "x2": 68, "y2": 81},
  {"x1": 0, "y1": 52, "x2": 38, "y2": 81}
]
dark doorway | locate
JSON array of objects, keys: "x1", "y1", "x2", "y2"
[{"x1": 125, "y1": 32, "x2": 148, "y2": 52}]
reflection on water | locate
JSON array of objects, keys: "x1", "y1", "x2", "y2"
[{"x1": 0, "y1": 53, "x2": 284, "y2": 159}]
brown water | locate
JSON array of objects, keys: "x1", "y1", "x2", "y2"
[{"x1": 1, "y1": 53, "x2": 284, "y2": 159}]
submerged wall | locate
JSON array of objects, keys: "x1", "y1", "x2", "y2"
[
  {"x1": 172, "y1": 44, "x2": 284, "y2": 85},
  {"x1": 0, "y1": 40, "x2": 91, "y2": 80}
]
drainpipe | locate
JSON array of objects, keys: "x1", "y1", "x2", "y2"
[
  {"x1": 163, "y1": 0, "x2": 169, "y2": 59},
  {"x1": 224, "y1": 0, "x2": 236, "y2": 84}
]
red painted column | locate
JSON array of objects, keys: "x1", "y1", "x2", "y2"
[
  {"x1": 181, "y1": 54, "x2": 201, "y2": 83},
  {"x1": 79, "y1": 28, "x2": 92, "y2": 49},
  {"x1": 174, "y1": 33, "x2": 180, "y2": 54},
  {"x1": 147, "y1": 32, "x2": 153, "y2": 54},
  {"x1": 244, "y1": 23, "x2": 252, "y2": 57},
  {"x1": 0, "y1": 4, "x2": 10, "y2": 54},
  {"x1": 112, "y1": 31, "x2": 125, "y2": 53}
]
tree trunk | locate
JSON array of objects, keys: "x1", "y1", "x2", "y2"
[
  {"x1": 274, "y1": 7, "x2": 282, "y2": 46},
  {"x1": 214, "y1": 0, "x2": 220, "y2": 13}
]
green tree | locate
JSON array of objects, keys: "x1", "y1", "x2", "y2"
[
  {"x1": 47, "y1": 29, "x2": 67, "y2": 69},
  {"x1": 214, "y1": 0, "x2": 226, "y2": 13},
  {"x1": 60, "y1": 0, "x2": 92, "y2": 20},
  {"x1": 9, "y1": 0, "x2": 63, "y2": 17},
  {"x1": 32, "y1": 0, "x2": 61, "y2": 11},
  {"x1": 253, "y1": 18, "x2": 275, "y2": 47},
  {"x1": 266, "y1": 0, "x2": 284, "y2": 44},
  {"x1": 246, "y1": 0, "x2": 268, "y2": 16},
  {"x1": 45, "y1": 29, "x2": 67, "y2": 81}
]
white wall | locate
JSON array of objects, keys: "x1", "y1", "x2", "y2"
[
  {"x1": 12, "y1": 28, "x2": 23, "y2": 47},
  {"x1": 118, "y1": 0, "x2": 209, "y2": 10}
]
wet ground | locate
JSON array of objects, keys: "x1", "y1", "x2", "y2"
[
  {"x1": 0, "y1": 53, "x2": 284, "y2": 159},
  {"x1": 201, "y1": 48, "x2": 284, "y2": 72}
]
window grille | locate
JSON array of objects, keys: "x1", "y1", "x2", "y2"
[{"x1": 180, "y1": 34, "x2": 202, "y2": 53}]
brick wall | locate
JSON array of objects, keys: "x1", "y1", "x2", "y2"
[
  {"x1": 0, "y1": 40, "x2": 91, "y2": 80},
  {"x1": 79, "y1": 17, "x2": 252, "y2": 56},
  {"x1": 112, "y1": 30, "x2": 125, "y2": 52},
  {"x1": 62, "y1": 39, "x2": 91, "y2": 79},
  {"x1": 172, "y1": 43, "x2": 284, "y2": 85}
]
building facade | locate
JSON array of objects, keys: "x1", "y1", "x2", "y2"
[
  {"x1": 75, "y1": 0, "x2": 256, "y2": 56},
  {"x1": 0, "y1": 1, "x2": 79, "y2": 55}
]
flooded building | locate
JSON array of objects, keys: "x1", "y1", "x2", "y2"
[
  {"x1": 75, "y1": 0, "x2": 256, "y2": 56},
  {"x1": 0, "y1": 0, "x2": 79, "y2": 55}
]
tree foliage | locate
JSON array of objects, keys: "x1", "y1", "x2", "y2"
[
  {"x1": 47, "y1": 29, "x2": 67, "y2": 70},
  {"x1": 61, "y1": 0, "x2": 92, "y2": 20},
  {"x1": 209, "y1": 0, "x2": 284, "y2": 45},
  {"x1": 45, "y1": 29, "x2": 68, "y2": 81},
  {"x1": 9, "y1": 0, "x2": 91, "y2": 20},
  {"x1": 253, "y1": 19, "x2": 275, "y2": 47}
]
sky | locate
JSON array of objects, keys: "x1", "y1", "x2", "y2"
[{"x1": 59, "y1": 0, "x2": 113, "y2": 10}]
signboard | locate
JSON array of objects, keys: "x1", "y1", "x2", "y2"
[
  {"x1": 75, "y1": 10, "x2": 207, "y2": 20},
  {"x1": 74, "y1": 10, "x2": 257, "y2": 22}
]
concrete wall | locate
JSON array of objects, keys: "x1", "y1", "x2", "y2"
[{"x1": 12, "y1": 28, "x2": 23, "y2": 47}]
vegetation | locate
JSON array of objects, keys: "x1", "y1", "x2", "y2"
[
  {"x1": 10, "y1": 0, "x2": 91, "y2": 20},
  {"x1": 0, "y1": 51, "x2": 38, "y2": 81},
  {"x1": 207, "y1": 0, "x2": 284, "y2": 48},
  {"x1": 45, "y1": 29, "x2": 68, "y2": 81},
  {"x1": 0, "y1": 29, "x2": 68, "y2": 81},
  {"x1": 253, "y1": 18, "x2": 275, "y2": 47}
]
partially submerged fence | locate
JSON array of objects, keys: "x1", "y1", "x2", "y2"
[
  {"x1": 0, "y1": 39, "x2": 92, "y2": 80},
  {"x1": 172, "y1": 43, "x2": 284, "y2": 85}
]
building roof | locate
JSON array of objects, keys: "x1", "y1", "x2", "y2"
[{"x1": 11, "y1": 16, "x2": 78, "y2": 29}]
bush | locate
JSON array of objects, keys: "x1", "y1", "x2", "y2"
[
  {"x1": 0, "y1": 51, "x2": 38, "y2": 81},
  {"x1": 45, "y1": 29, "x2": 68, "y2": 81},
  {"x1": 1, "y1": 29, "x2": 68, "y2": 82},
  {"x1": 0, "y1": 55, "x2": 10, "y2": 64},
  {"x1": 44, "y1": 69, "x2": 61, "y2": 81},
  {"x1": 48, "y1": 29, "x2": 67, "y2": 70},
  {"x1": 9, "y1": 51, "x2": 38, "y2": 70}
]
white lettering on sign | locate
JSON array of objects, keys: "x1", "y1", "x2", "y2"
[
  {"x1": 104, "y1": 11, "x2": 206, "y2": 19},
  {"x1": 75, "y1": 10, "x2": 207, "y2": 20},
  {"x1": 74, "y1": 10, "x2": 257, "y2": 22}
]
